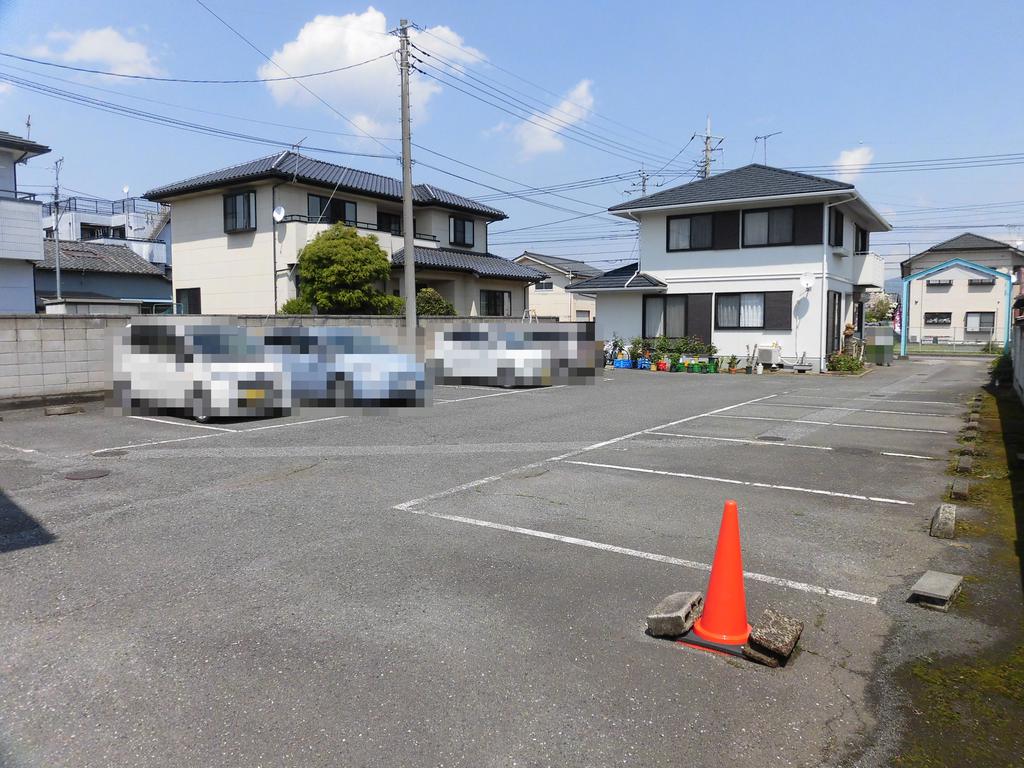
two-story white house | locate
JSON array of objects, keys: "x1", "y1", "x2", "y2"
[
  {"x1": 512, "y1": 252, "x2": 599, "y2": 321},
  {"x1": 0, "y1": 130, "x2": 51, "y2": 312},
  {"x1": 900, "y1": 232, "x2": 1024, "y2": 347},
  {"x1": 567, "y1": 164, "x2": 890, "y2": 370},
  {"x1": 144, "y1": 151, "x2": 545, "y2": 316}
]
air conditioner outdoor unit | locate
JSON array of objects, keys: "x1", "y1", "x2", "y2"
[{"x1": 758, "y1": 347, "x2": 782, "y2": 365}]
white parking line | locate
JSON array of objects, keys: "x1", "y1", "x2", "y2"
[
  {"x1": 782, "y1": 393, "x2": 960, "y2": 407},
  {"x1": 0, "y1": 442, "x2": 38, "y2": 454},
  {"x1": 395, "y1": 506, "x2": 878, "y2": 605},
  {"x1": 766, "y1": 402, "x2": 949, "y2": 418},
  {"x1": 241, "y1": 414, "x2": 348, "y2": 432},
  {"x1": 129, "y1": 415, "x2": 237, "y2": 432},
  {"x1": 881, "y1": 451, "x2": 935, "y2": 460},
  {"x1": 708, "y1": 414, "x2": 948, "y2": 434},
  {"x1": 393, "y1": 392, "x2": 781, "y2": 511},
  {"x1": 436, "y1": 385, "x2": 567, "y2": 404},
  {"x1": 94, "y1": 432, "x2": 230, "y2": 453},
  {"x1": 649, "y1": 432, "x2": 834, "y2": 451},
  {"x1": 565, "y1": 460, "x2": 914, "y2": 506}
]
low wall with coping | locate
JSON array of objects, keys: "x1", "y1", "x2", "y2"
[{"x1": 0, "y1": 314, "x2": 593, "y2": 406}]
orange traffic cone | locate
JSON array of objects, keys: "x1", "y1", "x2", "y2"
[{"x1": 679, "y1": 500, "x2": 751, "y2": 656}]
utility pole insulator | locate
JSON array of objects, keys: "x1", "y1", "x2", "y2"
[{"x1": 399, "y1": 19, "x2": 417, "y2": 346}]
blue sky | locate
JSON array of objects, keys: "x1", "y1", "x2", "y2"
[{"x1": 1, "y1": 0, "x2": 1022, "y2": 276}]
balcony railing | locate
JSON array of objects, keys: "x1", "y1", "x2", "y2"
[
  {"x1": 279, "y1": 214, "x2": 439, "y2": 242},
  {"x1": 852, "y1": 250, "x2": 885, "y2": 289},
  {"x1": 0, "y1": 189, "x2": 38, "y2": 201},
  {"x1": 41, "y1": 196, "x2": 169, "y2": 217}
]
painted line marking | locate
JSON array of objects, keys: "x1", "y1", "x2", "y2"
[
  {"x1": 707, "y1": 414, "x2": 948, "y2": 434},
  {"x1": 649, "y1": 432, "x2": 834, "y2": 451},
  {"x1": 881, "y1": 451, "x2": 935, "y2": 460},
  {"x1": 437, "y1": 385, "x2": 567, "y2": 404},
  {"x1": 94, "y1": 432, "x2": 229, "y2": 453},
  {"x1": 565, "y1": 460, "x2": 914, "y2": 506},
  {"x1": 437, "y1": 384, "x2": 511, "y2": 391},
  {"x1": 396, "y1": 506, "x2": 878, "y2": 605},
  {"x1": 394, "y1": 392, "x2": 781, "y2": 511},
  {"x1": 240, "y1": 414, "x2": 348, "y2": 432},
  {"x1": 129, "y1": 415, "x2": 237, "y2": 432},
  {"x1": 0, "y1": 442, "x2": 38, "y2": 454},
  {"x1": 766, "y1": 402, "x2": 949, "y2": 418},
  {"x1": 782, "y1": 393, "x2": 960, "y2": 407}
]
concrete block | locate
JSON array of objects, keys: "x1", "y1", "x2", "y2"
[
  {"x1": 646, "y1": 591, "x2": 704, "y2": 638},
  {"x1": 16, "y1": 329, "x2": 41, "y2": 342},
  {"x1": 741, "y1": 643, "x2": 781, "y2": 668},
  {"x1": 15, "y1": 317, "x2": 41, "y2": 329},
  {"x1": 0, "y1": 387, "x2": 19, "y2": 399},
  {"x1": 930, "y1": 503, "x2": 957, "y2": 539},
  {"x1": 65, "y1": 372, "x2": 90, "y2": 385},
  {"x1": 909, "y1": 570, "x2": 963, "y2": 612},
  {"x1": 65, "y1": 349, "x2": 88, "y2": 363},
  {"x1": 949, "y1": 478, "x2": 970, "y2": 500},
  {"x1": 0, "y1": 341, "x2": 15, "y2": 355},
  {"x1": 955, "y1": 456, "x2": 974, "y2": 474},
  {"x1": 959, "y1": 445, "x2": 977, "y2": 457},
  {"x1": 17, "y1": 350, "x2": 41, "y2": 365},
  {"x1": 0, "y1": 318, "x2": 16, "y2": 331},
  {"x1": 42, "y1": 350, "x2": 67, "y2": 364},
  {"x1": 748, "y1": 608, "x2": 803, "y2": 658},
  {"x1": 0, "y1": 375, "x2": 17, "y2": 389},
  {"x1": 44, "y1": 404, "x2": 84, "y2": 416},
  {"x1": 40, "y1": 328, "x2": 65, "y2": 342},
  {"x1": 41, "y1": 340, "x2": 68, "y2": 354},
  {"x1": 42, "y1": 373, "x2": 69, "y2": 387},
  {"x1": 42, "y1": 361, "x2": 68, "y2": 376},
  {"x1": 65, "y1": 360, "x2": 90, "y2": 373},
  {"x1": 17, "y1": 363, "x2": 42, "y2": 377},
  {"x1": 86, "y1": 328, "x2": 108, "y2": 340},
  {"x1": 17, "y1": 374, "x2": 42, "y2": 388},
  {"x1": 966, "y1": 418, "x2": 980, "y2": 429},
  {"x1": 0, "y1": 329, "x2": 15, "y2": 342},
  {"x1": 961, "y1": 428, "x2": 977, "y2": 442}
]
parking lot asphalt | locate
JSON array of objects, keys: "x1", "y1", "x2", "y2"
[{"x1": 0, "y1": 359, "x2": 990, "y2": 767}]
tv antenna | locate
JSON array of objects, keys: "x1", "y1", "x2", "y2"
[{"x1": 753, "y1": 131, "x2": 783, "y2": 164}]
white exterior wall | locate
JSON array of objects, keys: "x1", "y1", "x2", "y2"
[
  {"x1": 594, "y1": 292, "x2": 642, "y2": 343},
  {"x1": 514, "y1": 257, "x2": 596, "y2": 321},
  {"x1": 904, "y1": 250, "x2": 1021, "y2": 343},
  {"x1": 0, "y1": 148, "x2": 16, "y2": 194}
]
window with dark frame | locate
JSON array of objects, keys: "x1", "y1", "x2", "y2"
[
  {"x1": 714, "y1": 291, "x2": 792, "y2": 330},
  {"x1": 643, "y1": 295, "x2": 687, "y2": 338},
  {"x1": 965, "y1": 311, "x2": 995, "y2": 332},
  {"x1": 176, "y1": 287, "x2": 201, "y2": 314},
  {"x1": 223, "y1": 190, "x2": 257, "y2": 233},
  {"x1": 924, "y1": 312, "x2": 952, "y2": 325},
  {"x1": 742, "y1": 208, "x2": 794, "y2": 247},
  {"x1": 968, "y1": 277, "x2": 997, "y2": 286},
  {"x1": 926, "y1": 279, "x2": 953, "y2": 287},
  {"x1": 307, "y1": 194, "x2": 356, "y2": 226},
  {"x1": 535, "y1": 281, "x2": 553, "y2": 291},
  {"x1": 479, "y1": 289, "x2": 511, "y2": 316},
  {"x1": 450, "y1": 216, "x2": 475, "y2": 247},
  {"x1": 666, "y1": 214, "x2": 713, "y2": 251},
  {"x1": 855, "y1": 225, "x2": 869, "y2": 252},
  {"x1": 829, "y1": 208, "x2": 844, "y2": 247},
  {"x1": 377, "y1": 211, "x2": 402, "y2": 234}
]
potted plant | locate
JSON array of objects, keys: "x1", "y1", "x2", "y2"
[
  {"x1": 627, "y1": 336, "x2": 643, "y2": 368},
  {"x1": 727, "y1": 354, "x2": 739, "y2": 374},
  {"x1": 650, "y1": 353, "x2": 661, "y2": 371}
]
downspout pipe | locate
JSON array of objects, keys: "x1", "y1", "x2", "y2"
[{"x1": 271, "y1": 181, "x2": 286, "y2": 313}]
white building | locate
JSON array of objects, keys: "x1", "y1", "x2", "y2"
[
  {"x1": 0, "y1": 131, "x2": 50, "y2": 312},
  {"x1": 41, "y1": 195, "x2": 171, "y2": 270},
  {"x1": 900, "y1": 233, "x2": 1024, "y2": 347},
  {"x1": 566, "y1": 164, "x2": 890, "y2": 371},
  {"x1": 512, "y1": 252, "x2": 599, "y2": 321},
  {"x1": 144, "y1": 151, "x2": 545, "y2": 316}
]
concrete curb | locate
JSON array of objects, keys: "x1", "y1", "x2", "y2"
[{"x1": 0, "y1": 391, "x2": 106, "y2": 413}]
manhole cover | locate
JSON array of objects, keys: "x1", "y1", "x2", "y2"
[
  {"x1": 65, "y1": 469, "x2": 110, "y2": 481},
  {"x1": 756, "y1": 435, "x2": 787, "y2": 442},
  {"x1": 93, "y1": 450, "x2": 127, "y2": 457}
]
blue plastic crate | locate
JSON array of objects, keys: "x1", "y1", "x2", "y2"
[
  {"x1": 635, "y1": 358, "x2": 651, "y2": 370},
  {"x1": 613, "y1": 359, "x2": 632, "y2": 368}
]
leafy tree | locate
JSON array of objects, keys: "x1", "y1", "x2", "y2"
[
  {"x1": 416, "y1": 287, "x2": 456, "y2": 316},
  {"x1": 278, "y1": 297, "x2": 312, "y2": 314},
  {"x1": 864, "y1": 293, "x2": 894, "y2": 323},
  {"x1": 296, "y1": 224, "x2": 404, "y2": 314}
]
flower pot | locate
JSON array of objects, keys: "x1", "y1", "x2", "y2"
[
  {"x1": 728, "y1": 367, "x2": 737, "y2": 374},
  {"x1": 745, "y1": 366, "x2": 753, "y2": 374}
]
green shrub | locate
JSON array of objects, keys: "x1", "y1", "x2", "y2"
[
  {"x1": 278, "y1": 297, "x2": 312, "y2": 314},
  {"x1": 627, "y1": 336, "x2": 643, "y2": 361},
  {"x1": 826, "y1": 352, "x2": 865, "y2": 372},
  {"x1": 416, "y1": 287, "x2": 456, "y2": 316}
]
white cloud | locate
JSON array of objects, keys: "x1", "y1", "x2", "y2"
[
  {"x1": 832, "y1": 145, "x2": 874, "y2": 183},
  {"x1": 0, "y1": 82, "x2": 11, "y2": 96},
  {"x1": 260, "y1": 7, "x2": 482, "y2": 136},
  {"x1": 512, "y1": 79, "x2": 594, "y2": 160},
  {"x1": 42, "y1": 28, "x2": 161, "y2": 77}
]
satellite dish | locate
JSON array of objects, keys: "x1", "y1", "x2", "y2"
[
  {"x1": 272, "y1": 206, "x2": 286, "y2": 223},
  {"x1": 800, "y1": 272, "x2": 814, "y2": 290}
]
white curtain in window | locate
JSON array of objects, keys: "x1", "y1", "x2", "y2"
[
  {"x1": 668, "y1": 218, "x2": 690, "y2": 250},
  {"x1": 740, "y1": 293, "x2": 764, "y2": 327},
  {"x1": 965, "y1": 313, "x2": 980, "y2": 332},
  {"x1": 744, "y1": 212, "x2": 768, "y2": 246},
  {"x1": 717, "y1": 295, "x2": 740, "y2": 327},
  {"x1": 665, "y1": 296, "x2": 687, "y2": 337},
  {"x1": 768, "y1": 208, "x2": 793, "y2": 244},
  {"x1": 645, "y1": 298, "x2": 665, "y2": 336}
]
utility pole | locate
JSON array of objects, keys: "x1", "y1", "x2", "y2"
[
  {"x1": 699, "y1": 115, "x2": 724, "y2": 179},
  {"x1": 25, "y1": 114, "x2": 31, "y2": 140},
  {"x1": 628, "y1": 166, "x2": 657, "y2": 198},
  {"x1": 399, "y1": 19, "x2": 416, "y2": 346},
  {"x1": 53, "y1": 158, "x2": 63, "y2": 302}
]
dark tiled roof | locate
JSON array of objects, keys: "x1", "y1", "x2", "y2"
[
  {"x1": 392, "y1": 247, "x2": 546, "y2": 281},
  {"x1": 608, "y1": 164, "x2": 853, "y2": 212},
  {"x1": 565, "y1": 263, "x2": 666, "y2": 290},
  {"x1": 0, "y1": 130, "x2": 51, "y2": 159},
  {"x1": 514, "y1": 252, "x2": 603, "y2": 279},
  {"x1": 144, "y1": 151, "x2": 507, "y2": 219},
  {"x1": 39, "y1": 240, "x2": 168, "y2": 276},
  {"x1": 922, "y1": 232, "x2": 1021, "y2": 253}
]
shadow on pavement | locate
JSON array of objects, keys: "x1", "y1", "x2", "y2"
[{"x1": 0, "y1": 489, "x2": 55, "y2": 554}]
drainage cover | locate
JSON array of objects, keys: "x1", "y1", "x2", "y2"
[
  {"x1": 65, "y1": 469, "x2": 110, "y2": 481},
  {"x1": 93, "y1": 450, "x2": 127, "y2": 458},
  {"x1": 756, "y1": 435, "x2": 787, "y2": 442}
]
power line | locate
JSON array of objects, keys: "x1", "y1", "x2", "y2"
[{"x1": 0, "y1": 49, "x2": 396, "y2": 84}]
